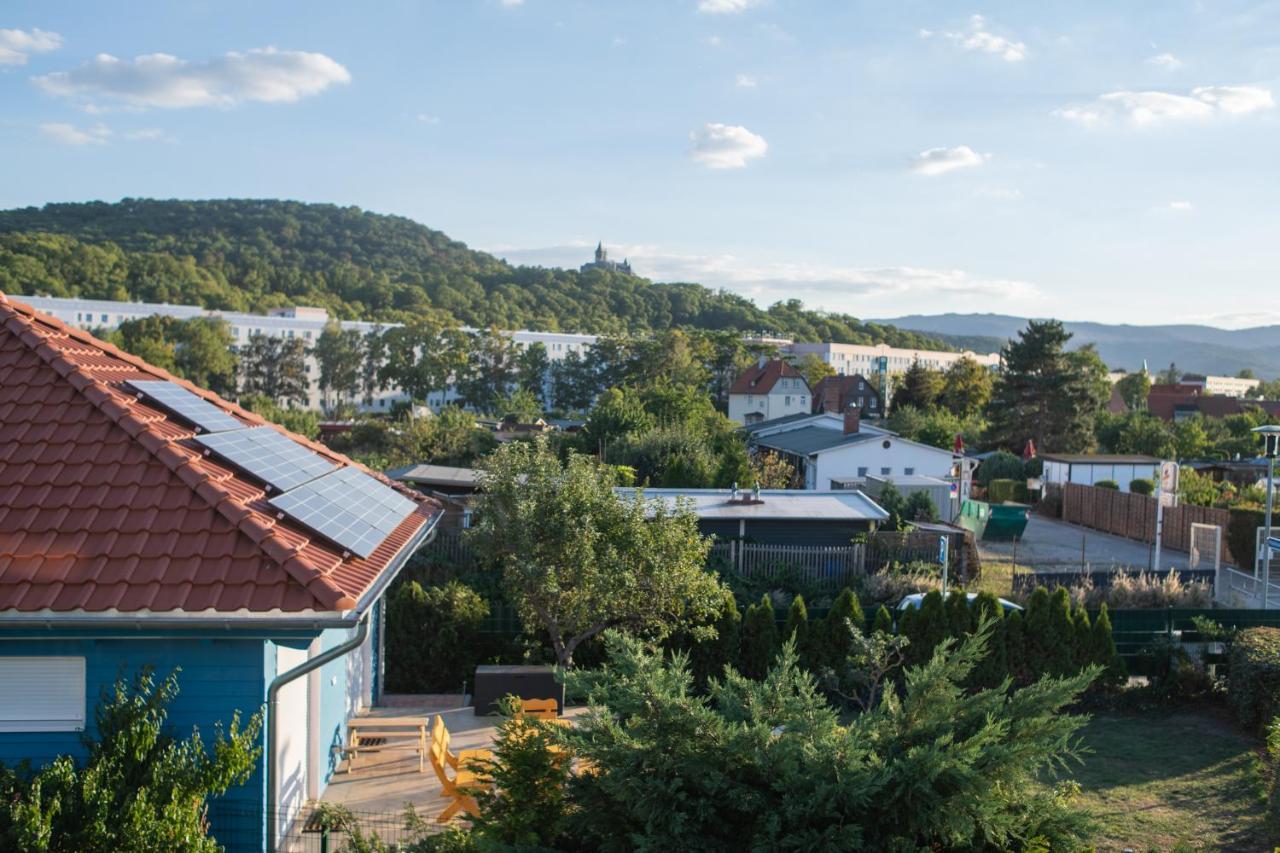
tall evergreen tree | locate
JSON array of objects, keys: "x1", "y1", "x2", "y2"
[
  {"x1": 740, "y1": 595, "x2": 779, "y2": 679},
  {"x1": 871, "y1": 604, "x2": 894, "y2": 636},
  {"x1": 985, "y1": 320, "x2": 1108, "y2": 453},
  {"x1": 784, "y1": 595, "x2": 811, "y2": 668},
  {"x1": 970, "y1": 593, "x2": 1008, "y2": 689},
  {"x1": 890, "y1": 359, "x2": 943, "y2": 412},
  {"x1": 820, "y1": 588, "x2": 866, "y2": 671},
  {"x1": 1091, "y1": 604, "x2": 1127, "y2": 688},
  {"x1": 689, "y1": 591, "x2": 741, "y2": 687},
  {"x1": 1046, "y1": 588, "x2": 1077, "y2": 677},
  {"x1": 1004, "y1": 609, "x2": 1028, "y2": 686}
]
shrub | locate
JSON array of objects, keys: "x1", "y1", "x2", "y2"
[
  {"x1": 1129, "y1": 478, "x2": 1155, "y2": 496},
  {"x1": 385, "y1": 579, "x2": 489, "y2": 692},
  {"x1": 1029, "y1": 571, "x2": 1213, "y2": 610},
  {"x1": 857, "y1": 566, "x2": 942, "y2": 607},
  {"x1": 988, "y1": 479, "x2": 1027, "y2": 504},
  {"x1": 0, "y1": 668, "x2": 260, "y2": 852},
  {"x1": 1090, "y1": 605, "x2": 1127, "y2": 689},
  {"x1": 560, "y1": 629, "x2": 1097, "y2": 851},
  {"x1": 1229, "y1": 628, "x2": 1280, "y2": 731},
  {"x1": 739, "y1": 594, "x2": 778, "y2": 679},
  {"x1": 469, "y1": 697, "x2": 572, "y2": 848},
  {"x1": 977, "y1": 450, "x2": 1025, "y2": 486},
  {"x1": 871, "y1": 604, "x2": 894, "y2": 635},
  {"x1": 1094, "y1": 479, "x2": 1120, "y2": 490},
  {"x1": 902, "y1": 490, "x2": 938, "y2": 522},
  {"x1": 969, "y1": 593, "x2": 1007, "y2": 689}
]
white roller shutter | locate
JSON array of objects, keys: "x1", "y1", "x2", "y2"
[{"x1": 0, "y1": 657, "x2": 86, "y2": 732}]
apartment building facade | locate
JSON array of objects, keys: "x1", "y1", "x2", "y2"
[{"x1": 784, "y1": 341, "x2": 1000, "y2": 375}]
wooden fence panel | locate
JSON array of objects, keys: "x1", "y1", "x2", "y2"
[{"x1": 1062, "y1": 482, "x2": 1238, "y2": 565}]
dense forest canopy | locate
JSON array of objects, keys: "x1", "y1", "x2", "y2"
[{"x1": 0, "y1": 199, "x2": 947, "y2": 347}]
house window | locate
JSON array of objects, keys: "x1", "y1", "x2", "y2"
[
  {"x1": 869, "y1": 398, "x2": 877, "y2": 409},
  {"x1": 747, "y1": 395, "x2": 753, "y2": 404},
  {"x1": 0, "y1": 657, "x2": 86, "y2": 732},
  {"x1": 800, "y1": 396, "x2": 806, "y2": 406},
  {"x1": 100, "y1": 314, "x2": 108, "y2": 323},
  {"x1": 904, "y1": 467, "x2": 915, "y2": 475},
  {"x1": 858, "y1": 381, "x2": 865, "y2": 390},
  {"x1": 784, "y1": 396, "x2": 791, "y2": 406},
  {"x1": 881, "y1": 467, "x2": 891, "y2": 475},
  {"x1": 857, "y1": 466, "x2": 868, "y2": 477}
]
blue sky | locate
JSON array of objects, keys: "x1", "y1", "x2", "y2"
[{"x1": 3, "y1": 1, "x2": 1280, "y2": 327}]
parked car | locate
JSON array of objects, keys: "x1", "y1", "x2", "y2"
[{"x1": 896, "y1": 592, "x2": 1023, "y2": 612}]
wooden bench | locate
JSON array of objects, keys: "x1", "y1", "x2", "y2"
[{"x1": 342, "y1": 716, "x2": 428, "y2": 773}]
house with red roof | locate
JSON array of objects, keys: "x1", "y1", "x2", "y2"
[
  {"x1": 0, "y1": 294, "x2": 443, "y2": 851},
  {"x1": 728, "y1": 358, "x2": 812, "y2": 425}
]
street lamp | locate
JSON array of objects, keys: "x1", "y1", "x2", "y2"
[{"x1": 1254, "y1": 425, "x2": 1280, "y2": 609}]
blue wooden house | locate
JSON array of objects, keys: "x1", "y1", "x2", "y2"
[{"x1": 0, "y1": 295, "x2": 443, "y2": 851}]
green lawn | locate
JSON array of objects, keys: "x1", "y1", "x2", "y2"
[{"x1": 1070, "y1": 711, "x2": 1276, "y2": 852}]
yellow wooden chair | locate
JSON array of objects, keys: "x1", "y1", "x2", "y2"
[{"x1": 428, "y1": 715, "x2": 492, "y2": 823}]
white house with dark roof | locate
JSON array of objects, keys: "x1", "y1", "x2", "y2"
[
  {"x1": 747, "y1": 409, "x2": 955, "y2": 491},
  {"x1": 728, "y1": 358, "x2": 812, "y2": 425}
]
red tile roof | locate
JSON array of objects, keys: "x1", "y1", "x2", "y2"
[
  {"x1": 729, "y1": 359, "x2": 808, "y2": 395},
  {"x1": 0, "y1": 293, "x2": 442, "y2": 616}
]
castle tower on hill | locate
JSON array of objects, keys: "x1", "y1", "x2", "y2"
[{"x1": 580, "y1": 241, "x2": 632, "y2": 275}]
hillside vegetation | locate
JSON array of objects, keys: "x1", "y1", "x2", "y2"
[{"x1": 0, "y1": 199, "x2": 945, "y2": 347}]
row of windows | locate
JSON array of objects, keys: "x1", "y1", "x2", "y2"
[{"x1": 854, "y1": 466, "x2": 915, "y2": 477}]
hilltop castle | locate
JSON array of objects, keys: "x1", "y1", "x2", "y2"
[{"x1": 580, "y1": 242, "x2": 632, "y2": 275}]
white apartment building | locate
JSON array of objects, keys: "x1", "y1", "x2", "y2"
[
  {"x1": 18, "y1": 295, "x2": 597, "y2": 412},
  {"x1": 784, "y1": 342, "x2": 1000, "y2": 375},
  {"x1": 1201, "y1": 375, "x2": 1262, "y2": 398}
]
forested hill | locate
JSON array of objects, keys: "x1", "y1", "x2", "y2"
[{"x1": 0, "y1": 199, "x2": 946, "y2": 347}]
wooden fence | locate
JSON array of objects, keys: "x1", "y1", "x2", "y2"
[
  {"x1": 1061, "y1": 483, "x2": 1240, "y2": 565},
  {"x1": 710, "y1": 542, "x2": 866, "y2": 588}
]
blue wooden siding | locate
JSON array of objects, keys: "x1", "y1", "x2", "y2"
[{"x1": 314, "y1": 625, "x2": 360, "y2": 784}]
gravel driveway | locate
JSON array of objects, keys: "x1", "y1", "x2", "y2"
[{"x1": 977, "y1": 514, "x2": 1194, "y2": 573}]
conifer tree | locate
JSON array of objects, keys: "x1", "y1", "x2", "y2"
[
  {"x1": 971, "y1": 593, "x2": 1008, "y2": 689},
  {"x1": 690, "y1": 591, "x2": 742, "y2": 687},
  {"x1": 1091, "y1": 604, "x2": 1127, "y2": 688},
  {"x1": 1004, "y1": 609, "x2": 1028, "y2": 686},
  {"x1": 1047, "y1": 588, "x2": 1076, "y2": 676},
  {"x1": 1023, "y1": 588, "x2": 1052, "y2": 676},
  {"x1": 784, "y1": 595, "x2": 810, "y2": 668},
  {"x1": 946, "y1": 589, "x2": 974, "y2": 638},
  {"x1": 820, "y1": 588, "x2": 866, "y2": 670},
  {"x1": 740, "y1": 594, "x2": 779, "y2": 679},
  {"x1": 872, "y1": 604, "x2": 894, "y2": 636},
  {"x1": 1071, "y1": 605, "x2": 1093, "y2": 671},
  {"x1": 913, "y1": 591, "x2": 948, "y2": 666}
]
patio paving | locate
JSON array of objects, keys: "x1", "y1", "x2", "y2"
[{"x1": 320, "y1": 696, "x2": 587, "y2": 818}]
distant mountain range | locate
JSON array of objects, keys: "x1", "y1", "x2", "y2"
[{"x1": 875, "y1": 313, "x2": 1280, "y2": 379}]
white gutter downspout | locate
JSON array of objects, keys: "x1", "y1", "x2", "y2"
[{"x1": 265, "y1": 613, "x2": 369, "y2": 853}]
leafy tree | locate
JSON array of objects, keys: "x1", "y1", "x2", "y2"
[
  {"x1": 549, "y1": 349, "x2": 597, "y2": 412},
  {"x1": 111, "y1": 315, "x2": 238, "y2": 397},
  {"x1": 986, "y1": 320, "x2": 1108, "y2": 453},
  {"x1": 939, "y1": 355, "x2": 994, "y2": 417},
  {"x1": 792, "y1": 352, "x2": 835, "y2": 390},
  {"x1": 110, "y1": 315, "x2": 180, "y2": 371},
  {"x1": 313, "y1": 321, "x2": 364, "y2": 412},
  {"x1": 468, "y1": 438, "x2": 722, "y2": 667},
  {"x1": 359, "y1": 327, "x2": 386, "y2": 406},
  {"x1": 0, "y1": 668, "x2": 261, "y2": 853},
  {"x1": 457, "y1": 327, "x2": 518, "y2": 412},
  {"x1": 875, "y1": 482, "x2": 908, "y2": 531},
  {"x1": 515, "y1": 341, "x2": 551, "y2": 402},
  {"x1": 239, "y1": 393, "x2": 320, "y2": 438},
  {"x1": 1114, "y1": 370, "x2": 1151, "y2": 410},
  {"x1": 740, "y1": 594, "x2": 779, "y2": 679},
  {"x1": 379, "y1": 312, "x2": 468, "y2": 404},
  {"x1": 495, "y1": 387, "x2": 543, "y2": 421},
  {"x1": 581, "y1": 387, "x2": 653, "y2": 453},
  {"x1": 890, "y1": 360, "x2": 943, "y2": 412},
  {"x1": 1158, "y1": 362, "x2": 1181, "y2": 384},
  {"x1": 887, "y1": 404, "x2": 984, "y2": 451},
  {"x1": 560, "y1": 627, "x2": 1096, "y2": 851},
  {"x1": 976, "y1": 450, "x2": 1025, "y2": 486},
  {"x1": 749, "y1": 449, "x2": 799, "y2": 489},
  {"x1": 238, "y1": 334, "x2": 308, "y2": 407}
]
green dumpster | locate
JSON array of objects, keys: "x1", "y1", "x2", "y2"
[{"x1": 958, "y1": 499, "x2": 1029, "y2": 541}]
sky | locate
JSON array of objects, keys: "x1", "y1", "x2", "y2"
[{"x1": 3, "y1": 1, "x2": 1280, "y2": 328}]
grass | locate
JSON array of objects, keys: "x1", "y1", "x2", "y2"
[{"x1": 1070, "y1": 711, "x2": 1276, "y2": 852}]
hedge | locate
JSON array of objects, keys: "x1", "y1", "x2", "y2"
[
  {"x1": 1129, "y1": 478, "x2": 1154, "y2": 496},
  {"x1": 1095, "y1": 480, "x2": 1119, "y2": 491},
  {"x1": 987, "y1": 479, "x2": 1028, "y2": 503},
  {"x1": 1229, "y1": 627, "x2": 1280, "y2": 731}
]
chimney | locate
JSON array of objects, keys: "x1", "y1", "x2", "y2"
[{"x1": 843, "y1": 405, "x2": 860, "y2": 435}]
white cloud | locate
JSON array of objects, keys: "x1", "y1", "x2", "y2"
[
  {"x1": 1055, "y1": 84, "x2": 1273, "y2": 126},
  {"x1": 0, "y1": 27, "x2": 61, "y2": 66},
  {"x1": 1166, "y1": 200, "x2": 1194, "y2": 212},
  {"x1": 697, "y1": 0, "x2": 761, "y2": 13},
  {"x1": 1146, "y1": 52, "x2": 1183, "y2": 71},
  {"x1": 689, "y1": 123, "x2": 767, "y2": 169},
  {"x1": 500, "y1": 0, "x2": 525, "y2": 6},
  {"x1": 123, "y1": 127, "x2": 174, "y2": 142},
  {"x1": 735, "y1": 73, "x2": 757, "y2": 88},
  {"x1": 910, "y1": 145, "x2": 987, "y2": 176},
  {"x1": 416, "y1": 113, "x2": 440, "y2": 124},
  {"x1": 39, "y1": 122, "x2": 110, "y2": 146},
  {"x1": 490, "y1": 238, "x2": 1041, "y2": 312},
  {"x1": 922, "y1": 15, "x2": 1027, "y2": 63},
  {"x1": 33, "y1": 46, "x2": 351, "y2": 110}
]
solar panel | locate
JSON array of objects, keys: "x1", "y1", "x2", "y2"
[
  {"x1": 126, "y1": 380, "x2": 246, "y2": 434},
  {"x1": 269, "y1": 467, "x2": 418, "y2": 558},
  {"x1": 195, "y1": 427, "x2": 337, "y2": 492}
]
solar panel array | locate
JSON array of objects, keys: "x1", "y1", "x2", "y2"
[
  {"x1": 127, "y1": 380, "x2": 246, "y2": 434},
  {"x1": 195, "y1": 426, "x2": 338, "y2": 492},
  {"x1": 269, "y1": 466, "x2": 418, "y2": 558}
]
